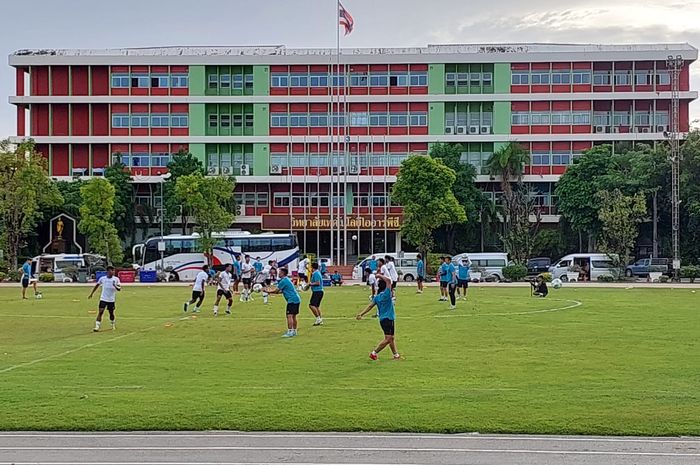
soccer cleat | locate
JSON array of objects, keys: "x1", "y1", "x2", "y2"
[
  {"x1": 213, "y1": 311, "x2": 218, "y2": 317},
  {"x1": 393, "y1": 353, "x2": 401, "y2": 360},
  {"x1": 192, "y1": 308, "x2": 201, "y2": 313},
  {"x1": 183, "y1": 303, "x2": 188, "y2": 312},
  {"x1": 369, "y1": 352, "x2": 378, "y2": 361},
  {"x1": 450, "y1": 305, "x2": 456, "y2": 310},
  {"x1": 313, "y1": 318, "x2": 323, "y2": 326},
  {"x1": 282, "y1": 331, "x2": 294, "y2": 338},
  {"x1": 225, "y1": 308, "x2": 231, "y2": 315},
  {"x1": 111, "y1": 324, "x2": 116, "y2": 331},
  {"x1": 93, "y1": 327, "x2": 99, "y2": 332}
]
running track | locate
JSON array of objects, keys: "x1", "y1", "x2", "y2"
[{"x1": 1, "y1": 432, "x2": 699, "y2": 465}]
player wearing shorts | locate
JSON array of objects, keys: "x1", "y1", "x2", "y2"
[
  {"x1": 356, "y1": 272, "x2": 399, "y2": 361},
  {"x1": 297, "y1": 255, "x2": 309, "y2": 290},
  {"x1": 232, "y1": 256, "x2": 242, "y2": 295},
  {"x1": 254, "y1": 257, "x2": 263, "y2": 274},
  {"x1": 457, "y1": 257, "x2": 471, "y2": 300},
  {"x1": 384, "y1": 256, "x2": 399, "y2": 298},
  {"x1": 416, "y1": 254, "x2": 425, "y2": 294},
  {"x1": 240, "y1": 255, "x2": 254, "y2": 302},
  {"x1": 366, "y1": 270, "x2": 377, "y2": 302},
  {"x1": 88, "y1": 265, "x2": 121, "y2": 332},
  {"x1": 184, "y1": 265, "x2": 209, "y2": 313},
  {"x1": 267, "y1": 268, "x2": 301, "y2": 337},
  {"x1": 438, "y1": 257, "x2": 449, "y2": 301},
  {"x1": 308, "y1": 262, "x2": 324, "y2": 326},
  {"x1": 19, "y1": 258, "x2": 39, "y2": 299},
  {"x1": 446, "y1": 256, "x2": 457, "y2": 310},
  {"x1": 213, "y1": 263, "x2": 233, "y2": 316}
]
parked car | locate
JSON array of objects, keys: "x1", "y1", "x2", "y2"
[
  {"x1": 549, "y1": 253, "x2": 617, "y2": 281},
  {"x1": 352, "y1": 252, "x2": 421, "y2": 281},
  {"x1": 625, "y1": 258, "x2": 671, "y2": 277},
  {"x1": 452, "y1": 252, "x2": 509, "y2": 281},
  {"x1": 527, "y1": 257, "x2": 551, "y2": 276}
]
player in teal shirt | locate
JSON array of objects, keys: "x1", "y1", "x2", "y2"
[
  {"x1": 445, "y1": 256, "x2": 457, "y2": 309},
  {"x1": 415, "y1": 254, "x2": 425, "y2": 294},
  {"x1": 20, "y1": 258, "x2": 39, "y2": 299},
  {"x1": 356, "y1": 273, "x2": 399, "y2": 361},
  {"x1": 267, "y1": 268, "x2": 301, "y2": 337},
  {"x1": 457, "y1": 257, "x2": 472, "y2": 300},
  {"x1": 232, "y1": 257, "x2": 242, "y2": 294},
  {"x1": 308, "y1": 262, "x2": 324, "y2": 326},
  {"x1": 254, "y1": 257, "x2": 264, "y2": 273},
  {"x1": 438, "y1": 256, "x2": 449, "y2": 302}
]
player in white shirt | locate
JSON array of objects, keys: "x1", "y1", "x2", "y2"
[
  {"x1": 297, "y1": 255, "x2": 310, "y2": 290},
  {"x1": 384, "y1": 255, "x2": 399, "y2": 299},
  {"x1": 366, "y1": 270, "x2": 377, "y2": 302},
  {"x1": 240, "y1": 255, "x2": 255, "y2": 302},
  {"x1": 184, "y1": 265, "x2": 209, "y2": 313},
  {"x1": 258, "y1": 260, "x2": 274, "y2": 304},
  {"x1": 213, "y1": 263, "x2": 234, "y2": 316},
  {"x1": 88, "y1": 266, "x2": 121, "y2": 332}
]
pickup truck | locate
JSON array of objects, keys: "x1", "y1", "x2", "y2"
[{"x1": 625, "y1": 258, "x2": 670, "y2": 278}]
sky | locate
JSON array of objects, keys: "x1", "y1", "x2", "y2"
[{"x1": 1, "y1": 0, "x2": 699, "y2": 137}]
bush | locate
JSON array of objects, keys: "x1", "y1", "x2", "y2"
[
  {"x1": 7, "y1": 270, "x2": 21, "y2": 282},
  {"x1": 502, "y1": 264, "x2": 528, "y2": 281},
  {"x1": 597, "y1": 275, "x2": 615, "y2": 283},
  {"x1": 680, "y1": 265, "x2": 700, "y2": 283},
  {"x1": 39, "y1": 273, "x2": 55, "y2": 282},
  {"x1": 538, "y1": 272, "x2": 553, "y2": 282},
  {"x1": 0, "y1": 271, "x2": 6, "y2": 281},
  {"x1": 427, "y1": 253, "x2": 450, "y2": 274},
  {"x1": 659, "y1": 275, "x2": 670, "y2": 283}
]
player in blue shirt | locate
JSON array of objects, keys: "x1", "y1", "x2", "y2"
[
  {"x1": 445, "y1": 256, "x2": 457, "y2": 310},
  {"x1": 308, "y1": 262, "x2": 324, "y2": 326},
  {"x1": 254, "y1": 257, "x2": 264, "y2": 273},
  {"x1": 415, "y1": 254, "x2": 425, "y2": 294},
  {"x1": 319, "y1": 259, "x2": 328, "y2": 277},
  {"x1": 19, "y1": 258, "x2": 39, "y2": 299},
  {"x1": 356, "y1": 272, "x2": 399, "y2": 361},
  {"x1": 457, "y1": 257, "x2": 472, "y2": 301},
  {"x1": 367, "y1": 256, "x2": 378, "y2": 273},
  {"x1": 232, "y1": 256, "x2": 242, "y2": 295},
  {"x1": 267, "y1": 267, "x2": 301, "y2": 337},
  {"x1": 438, "y1": 256, "x2": 449, "y2": 302}
]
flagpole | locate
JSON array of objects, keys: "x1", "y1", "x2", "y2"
[
  {"x1": 316, "y1": 135, "x2": 321, "y2": 257},
  {"x1": 336, "y1": 0, "x2": 341, "y2": 267},
  {"x1": 302, "y1": 134, "x2": 307, "y2": 255}
]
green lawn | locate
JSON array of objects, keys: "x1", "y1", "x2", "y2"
[{"x1": 0, "y1": 284, "x2": 698, "y2": 435}]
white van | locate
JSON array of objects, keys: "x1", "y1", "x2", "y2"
[
  {"x1": 451, "y1": 252, "x2": 509, "y2": 281},
  {"x1": 549, "y1": 253, "x2": 617, "y2": 281},
  {"x1": 352, "y1": 252, "x2": 421, "y2": 281},
  {"x1": 31, "y1": 253, "x2": 106, "y2": 283}
]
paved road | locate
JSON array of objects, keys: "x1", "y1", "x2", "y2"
[{"x1": 0, "y1": 432, "x2": 699, "y2": 465}]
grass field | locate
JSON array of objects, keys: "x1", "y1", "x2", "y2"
[{"x1": 0, "y1": 283, "x2": 698, "y2": 435}]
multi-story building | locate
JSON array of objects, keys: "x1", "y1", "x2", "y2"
[{"x1": 8, "y1": 43, "x2": 697, "y2": 263}]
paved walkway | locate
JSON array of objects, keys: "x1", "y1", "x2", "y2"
[{"x1": 0, "y1": 432, "x2": 698, "y2": 465}]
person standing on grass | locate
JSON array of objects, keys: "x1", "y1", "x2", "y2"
[
  {"x1": 232, "y1": 255, "x2": 242, "y2": 295},
  {"x1": 368, "y1": 255, "x2": 378, "y2": 274},
  {"x1": 457, "y1": 257, "x2": 471, "y2": 300},
  {"x1": 184, "y1": 265, "x2": 209, "y2": 313},
  {"x1": 416, "y1": 254, "x2": 425, "y2": 294},
  {"x1": 297, "y1": 255, "x2": 310, "y2": 290},
  {"x1": 438, "y1": 256, "x2": 449, "y2": 301},
  {"x1": 213, "y1": 263, "x2": 233, "y2": 316},
  {"x1": 20, "y1": 258, "x2": 39, "y2": 299},
  {"x1": 254, "y1": 256, "x2": 264, "y2": 274},
  {"x1": 240, "y1": 255, "x2": 255, "y2": 302},
  {"x1": 446, "y1": 256, "x2": 457, "y2": 310},
  {"x1": 366, "y1": 270, "x2": 377, "y2": 302},
  {"x1": 88, "y1": 265, "x2": 121, "y2": 332},
  {"x1": 356, "y1": 273, "x2": 399, "y2": 361},
  {"x1": 384, "y1": 256, "x2": 399, "y2": 299},
  {"x1": 266, "y1": 267, "x2": 301, "y2": 338},
  {"x1": 308, "y1": 262, "x2": 324, "y2": 326}
]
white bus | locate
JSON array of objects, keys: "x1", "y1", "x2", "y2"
[{"x1": 132, "y1": 232, "x2": 299, "y2": 281}]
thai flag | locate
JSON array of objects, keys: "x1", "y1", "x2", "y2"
[{"x1": 339, "y1": 1, "x2": 354, "y2": 36}]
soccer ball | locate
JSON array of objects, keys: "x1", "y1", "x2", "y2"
[
  {"x1": 35, "y1": 293, "x2": 43, "y2": 300},
  {"x1": 253, "y1": 283, "x2": 263, "y2": 293},
  {"x1": 299, "y1": 283, "x2": 309, "y2": 291},
  {"x1": 552, "y1": 278, "x2": 563, "y2": 289}
]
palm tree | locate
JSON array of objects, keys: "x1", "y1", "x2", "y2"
[{"x1": 486, "y1": 142, "x2": 530, "y2": 200}]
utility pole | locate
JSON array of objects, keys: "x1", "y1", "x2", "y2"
[{"x1": 665, "y1": 55, "x2": 683, "y2": 281}]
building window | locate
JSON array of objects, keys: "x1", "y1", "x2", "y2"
[
  {"x1": 152, "y1": 153, "x2": 171, "y2": 166},
  {"x1": 634, "y1": 112, "x2": 651, "y2": 126},
  {"x1": 171, "y1": 114, "x2": 188, "y2": 128},
  {"x1": 151, "y1": 114, "x2": 170, "y2": 127},
  {"x1": 369, "y1": 74, "x2": 389, "y2": 86},
  {"x1": 531, "y1": 153, "x2": 551, "y2": 165},
  {"x1": 245, "y1": 74, "x2": 254, "y2": 89},
  {"x1": 350, "y1": 73, "x2": 368, "y2": 87},
  {"x1": 219, "y1": 74, "x2": 231, "y2": 88},
  {"x1": 613, "y1": 111, "x2": 631, "y2": 126},
  {"x1": 309, "y1": 114, "x2": 328, "y2": 127},
  {"x1": 131, "y1": 74, "x2": 150, "y2": 88},
  {"x1": 389, "y1": 113, "x2": 408, "y2": 126},
  {"x1": 350, "y1": 112, "x2": 369, "y2": 126},
  {"x1": 572, "y1": 112, "x2": 590, "y2": 125},
  {"x1": 310, "y1": 73, "x2": 328, "y2": 87},
  {"x1": 111, "y1": 73, "x2": 130, "y2": 88},
  {"x1": 220, "y1": 114, "x2": 231, "y2": 128},
  {"x1": 445, "y1": 72, "x2": 456, "y2": 87},
  {"x1": 233, "y1": 74, "x2": 244, "y2": 89},
  {"x1": 593, "y1": 112, "x2": 611, "y2": 126},
  {"x1": 482, "y1": 72, "x2": 493, "y2": 86},
  {"x1": 530, "y1": 73, "x2": 549, "y2": 85},
  {"x1": 289, "y1": 113, "x2": 307, "y2": 127},
  {"x1": 469, "y1": 73, "x2": 481, "y2": 86},
  {"x1": 208, "y1": 114, "x2": 218, "y2": 128},
  {"x1": 257, "y1": 193, "x2": 268, "y2": 207},
  {"x1": 593, "y1": 72, "x2": 611, "y2": 85},
  {"x1": 171, "y1": 74, "x2": 189, "y2": 88},
  {"x1": 131, "y1": 114, "x2": 149, "y2": 127},
  {"x1": 656, "y1": 71, "x2": 671, "y2": 85},
  {"x1": 530, "y1": 113, "x2": 550, "y2": 125},
  {"x1": 409, "y1": 113, "x2": 427, "y2": 126},
  {"x1": 271, "y1": 74, "x2": 289, "y2": 87},
  {"x1": 245, "y1": 114, "x2": 254, "y2": 127},
  {"x1": 151, "y1": 74, "x2": 169, "y2": 88},
  {"x1": 511, "y1": 112, "x2": 529, "y2": 125},
  {"x1": 289, "y1": 74, "x2": 308, "y2": 87},
  {"x1": 131, "y1": 152, "x2": 150, "y2": 167},
  {"x1": 409, "y1": 72, "x2": 428, "y2": 86},
  {"x1": 551, "y1": 111, "x2": 572, "y2": 125},
  {"x1": 274, "y1": 193, "x2": 291, "y2": 207},
  {"x1": 572, "y1": 72, "x2": 591, "y2": 84},
  {"x1": 233, "y1": 114, "x2": 243, "y2": 127},
  {"x1": 390, "y1": 73, "x2": 409, "y2": 86},
  {"x1": 552, "y1": 152, "x2": 571, "y2": 165},
  {"x1": 208, "y1": 74, "x2": 218, "y2": 89},
  {"x1": 369, "y1": 113, "x2": 388, "y2": 126},
  {"x1": 635, "y1": 71, "x2": 652, "y2": 86},
  {"x1": 331, "y1": 74, "x2": 346, "y2": 87},
  {"x1": 111, "y1": 114, "x2": 130, "y2": 128},
  {"x1": 614, "y1": 71, "x2": 632, "y2": 86},
  {"x1": 551, "y1": 72, "x2": 571, "y2": 84},
  {"x1": 270, "y1": 114, "x2": 287, "y2": 127},
  {"x1": 511, "y1": 72, "x2": 529, "y2": 85}
]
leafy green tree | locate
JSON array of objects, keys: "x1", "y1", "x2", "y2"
[
  {"x1": 0, "y1": 140, "x2": 63, "y2": 268},
  {"x1": 165, "y1": 149, "x2": 205, "y2": 234},
  {"x1": 531, "y1": 229, "x2": 567, "y2": 259},
  {"x1": 175, "y1": 172, "x2": 236, "y2": 264},
  {"x1": 596, "y1": 189, "x2": 647, "y2": 271},
  {"x1": 391, "y1": 155, "x2": 466, "y2": 267},
  {"x1": 680, "y1": 130, "x2": 700, "y2": 262},
  {"x1": 78, "y1": 178, "x2": 123, "y2": 265},
  {"x1": 104, "y1": 160, "x2": 136, "y2": 245},
  {"x1": 53, "y1": 181, "x2": 85, "y2": 218}
]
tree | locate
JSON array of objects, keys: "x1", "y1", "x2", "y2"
[
  {"x1": 79, "y1": 178, "x2": 123, "y2": 265},
  {"x1": 531, "y1": 229, "x2": 567, "y2": 259},
  {"x1": 165, "y1": 149, "x2": 205, "y2": 234},
  {"x1": 104, "y1": 160, "x2": 135, "y2": 245},
  {"x1": 391, "y1": 155, "x2": 466, "y2": 267},
  {"x1": 486, "y1": 142, "x2": 536, "y2": 263},
  {"x1": 680, "y1": 130, "x2": 700, "y2": 263},
  {"x1": 0, "y1": 140, "x2": 63, "y2": 269},
  {"x1": 175, "y1": 172, "x2": 236, "y2": 264},
  {"x1": 596, "y1": 189, "x2": 647, "y2": 272}
]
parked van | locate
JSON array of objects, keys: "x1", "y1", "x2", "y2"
[
  {"x1": 549, "y1": 253, "x2": 617, "y2": 281},
  {"x1": 352, "y1": 252, "x2": 421, "y2": 281},
  {"x1": 31, "y1": 253, "x2": 106, "y2": 283},
  {"x1": 451, "y1": 252, "x2": 509, "y2": 281}
]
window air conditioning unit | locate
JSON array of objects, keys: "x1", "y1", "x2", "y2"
[
  {"x1": 594, "y1": 125, "x2": 605, "y2": 133},
  {"x1": 445, "y1": 126, "x2": 454, "y2": 134},
  {"x1": 456, "y1": 126, "x2": 467, "y2": 134},
  {"x1": 349, "y1": 165, "x2": 360, "y2": 174},
  {"x1": 612, "y1": 126, "x2": 620, "y2": 133},
  {"x1": 641, "y1": 127, "x2": 651, "y2": 133},
  {"x1": 332, "y1": 166, "x2": 346, "y2": 175},
  {"x1": 270, "y1": 164, "x2": 283, "y2": 175},
  {"x1": 480, "y1": 125, "x2": 490, "y2": 134},
  {"x1": 656, "y1": 125, "x2": 668, "y2": 133},
  {"x1": 221, "y1": 166, "x2": 232, "y2": 175},
  {"x1": 469, "y1": 125, "x2": 480, "y2": 134},
  {"x1": 207, "y1": 166, "x2": 219, "y2": 176},
  {"x1": 240, "y1": 164, "x2": 251, "y2": 176}
]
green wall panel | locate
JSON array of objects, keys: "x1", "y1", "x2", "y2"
[
  {"x1": 253, "y1": 104, "x2": 269, "y2": 136},
  {"x1": 189, "y1": 65, "x2": 206, "y2": 96},
  {"x1": 189, "y1": 143, "x2": 206, "y2": 165},
  {"x1": 428, "y1": 102, "x2": 445, "y2": 136},
  {"x1": 494, "y1": 63, "x2": 511, "y2": 94},
  {"x1": 253, "y1": 65, "x2": 269, "y2": 96},
  {"x1": 493, "y1": 101, "x2": 511, "y2": 135},
  {"x1": 189, "y1": 103, "x2": 206, "y2": 136},
  {"x1": 253, "y1": 143, "x2": 269, "y2": 176},
  {"x1": 428, "y1": 63, "x2": 445, "y2": 94}
]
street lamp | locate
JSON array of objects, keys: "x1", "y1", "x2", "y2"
[
  {"x1": 158, "y1": 172, "x2": 172, "y2": 271},
  {"x1": 665, "y1": 54, "x2": 683, "y2": 280}
]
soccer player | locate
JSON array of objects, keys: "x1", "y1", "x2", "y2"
[
  {"x1": 232, "y1": 256, "x2": 242, "y2": 295},
  {"x1": 213, "y1": 263, "x2": 233, "y2": 316},
  {"x1": 446, "y1": 256, "x2": 457, "y2": 310},
  {"x1": 416, "y1": 254, "x2": 425, "y2": 294},
  {"x1": 532, "y1": 275, "x2": 549, "y2": 298},
  {"x1": 19, "y1": 258, "x2": 39, "y2": 299},
  {"x1": 438, "y1": 256, "x2": 449, "y2": 301},
  {"x1": 356, "y1": 272, "x2": 399, "y2": 361},
  {"x1": 319, "y1": 259, "x2": 328, "y2": 278},
  {"x1": 330, "y1": 270, "x2": 343, "y2": 286},
  {"x1": 254, "y1": 256, "x2": 263, "y2": 274},
  {"x1": 367, "y1": 255, "x2": 378, "y2": 274},
  {"x1": 88, "y1": 265, "x2": 121, "y2": 332},
  {"x1": 457, "y1": 256, "x2": 472, "y2": 300},
  {"x1": 366, "y1": 270, "x2": 377, "y2": 301},
  {"x1": 308, "y1": 262, "x2": 324, "y2": 326},
  {"x1": 184, "y1": 265, "x2": 209, "y2": 313},
  {"x1": 266, "y1": 267, "x2": 301, "y2": 337},
  {"x1": 385, "y1": 256, "x2": 399, "y2": 298},
  {"x1": 297, "y1": 255, "x2": 309, "y2": 290},
  {"x1": 240, "y1": 255, "x2": 254, "y2": 302}
]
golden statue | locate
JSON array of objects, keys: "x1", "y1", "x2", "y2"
[{"x1": 56, "y1": 217, "x2": 64, "y2": 239}]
